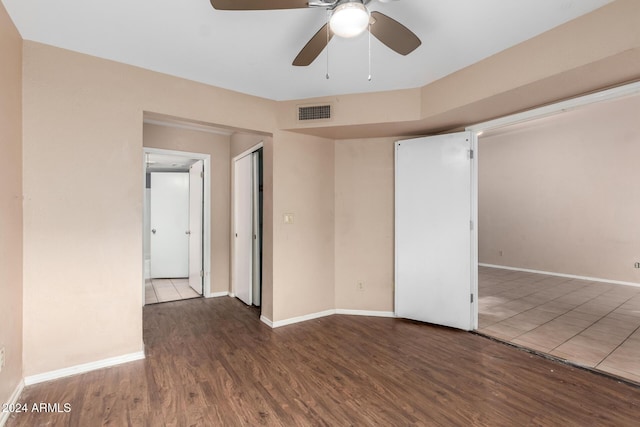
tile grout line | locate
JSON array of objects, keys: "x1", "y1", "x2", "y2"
[
  {"x1": 594, "y1": 322, "x2": 640, "y2": 372},
  {"x1": 483, "y1": 275, "x2": 638, "y2": 351},
  {"x1": 546, "y1": 293, "x2": 637, "y2": 352},
  {"x1": 151, "y1": 280, "x2": 160, "y2": 303},
  {"x1": 480, "y1": 269, "x2": 640, "y2": 379},
  {"x1": 512, "y1": 290, "x2": 640, "y2": 366},
  {"x1": 146, "y1": 279, "x2": 159, "y2": 305},
  {"x1": 487, "y1": 285, "x2": 603, "y2": 341}
]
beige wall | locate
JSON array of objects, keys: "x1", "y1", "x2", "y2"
[
  {"x1": 21, "y1": 41, "x2": 277, "y2": 376},
  {"x1": 230, "y1": 132, "x2": 265, "y2": 158},
  {"x1": 276, "y1": 0, "x2": 640, "y2": 139},
  {"x1": 419, "y1": 0, "x2": 640, "y2": 127},
  {"x1": 143, "y1": 123, "x2": 232, "y2": 295},
  {"x1": 271, "y1": 131, "x2": 335, "y2": 321},
  {"x1": 13, "y1": 0, "x2": 640, "y2": 380},
  {"x1": 0, "y1": 1, "x2": 23, "y2": 406},
  {"x1": 479, "y1": 94, "x2": 640, "y2": 283},
  {"x1": 334, "y1": 138, "x2": 396, "y2": 311}
]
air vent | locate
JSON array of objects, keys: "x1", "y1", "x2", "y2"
[{"x1": 297, "y1": 104, "x2": 332, "y2": 121}]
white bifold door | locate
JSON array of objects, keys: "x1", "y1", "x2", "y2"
[
  {"x1": 395, "y1": 132, "x2": 475, "y2": 331},
  {"x1": 233, "y1": 151, "x2": 261, "y2": 307}
]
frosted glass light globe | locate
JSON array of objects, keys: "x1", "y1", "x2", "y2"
[{"x1": 329, "y1": 2, "x2": 370, "y2": 38}]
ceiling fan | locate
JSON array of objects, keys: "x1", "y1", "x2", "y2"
[{"x1": 209, "y1": 0, "x2": 421, "y2": 66}]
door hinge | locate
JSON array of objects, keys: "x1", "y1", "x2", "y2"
[
  {"x1": 470, "y1": 220, "x2": 474, "y2": 231},
  {"x1": 200, "y1": 171, "x2": 204, "y2": 178},
  {"x1": 200, "y1": 270, "x2": 204, "y2": 277},
  {"x1": 470, "y1": 294, "x2": 474, "y2": 303},
  {"x1": 469, "y1": 149, "x2": 474, "y2": 159}
]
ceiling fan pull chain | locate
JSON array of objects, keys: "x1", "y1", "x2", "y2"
[
  {"x1": 326, "y1": 9, "x2": 331, "y2": 80},
  {"x1": 368, "y1": 22, "x2": 372, "y2": 81}
]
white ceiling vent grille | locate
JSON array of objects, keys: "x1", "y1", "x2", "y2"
[{"x1": 297, "y1": 104, "x2": 332, "y2": 122}]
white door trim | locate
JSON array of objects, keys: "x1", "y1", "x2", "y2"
[
  {"x1": 233, "y1": 141, "x2": 264, "y2": 162},
  {"x1": 466, "y1": 81, "x2": 640, "y2": 134},
  {"x1": 465, "y1": 81, "x2": 640, "y2": 330},
  {"x1": 188, "y1": 160, "x2": 204, "y2": 294},
  {"x1": 142, "y1": 147, "x2": 212, "y2": 300}
]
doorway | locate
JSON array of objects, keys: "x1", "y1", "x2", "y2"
[
  {"x1": 468, "y1": 82, "x2": 640, "y2": 384},
  {"x1": 143, "y1": 148, "x2": 211, "y2": 305},
  {"x1": 232, "y1": 144, "x2": 263, "y2": 309}
]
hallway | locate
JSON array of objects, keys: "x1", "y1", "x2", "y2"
[{"x1": 145, "y1": 278, "x2": 200, "y2": 304}]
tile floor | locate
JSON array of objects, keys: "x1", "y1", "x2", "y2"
[
  {"x1": 478, "y1": 266, "x2": 640, "y2": 384},
  {"x1": 145, "y1": 278, "x2": 201, "y2": 305}
]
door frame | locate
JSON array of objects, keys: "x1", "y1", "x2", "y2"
[
  {"x1": 142, "y1": 147, "x2": 212, "y2": 302},
  {"x1": 465, "y1": 80, "x2": 640, "y2": 330},
  {"x1": 231, "y1": 141, "x2": 264, "y2": 303}
]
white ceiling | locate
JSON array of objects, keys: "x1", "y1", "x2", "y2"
[{"x1": 3, "y1": 0, "x2": 612, "y2": 101}]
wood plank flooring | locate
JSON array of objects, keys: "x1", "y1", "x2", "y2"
[{"x1": 7, "y1": 297, "x2": 640, "y2": 426}]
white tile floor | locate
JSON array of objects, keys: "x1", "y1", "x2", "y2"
[
  {"x1": 478, "y1": 266, "x2": 640, "y2": 384},
  {"x1": 145, "y1": 278, "x2": 200, "y2": 305}
]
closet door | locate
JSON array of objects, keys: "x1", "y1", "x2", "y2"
[{"x1": 233, "y1": 154, "x2": 253, "y2": 305}]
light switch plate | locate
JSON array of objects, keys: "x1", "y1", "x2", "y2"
[{"x1": 283, "y1": 213, "x2": 294, "y2": 224}]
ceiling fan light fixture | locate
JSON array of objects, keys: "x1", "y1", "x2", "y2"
[{"x1": 329, "y1": 1, "x2": 370, "y2": 38}]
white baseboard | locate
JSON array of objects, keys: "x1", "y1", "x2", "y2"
[
  {"x1": 262, "y1": 309, "x2": 396, "y2": 329},
  {"x1": 24, "y1": 351, "x2": 145, "y2": 386},
  {"x1": 208, "y1": 291, "x2": 229, "y2": 298},
  {"x1": 335, "y1": 309, "x2": 396, "y2": 318},
  {"x1": 269, "y1": 309, "x2": 336, "y2": 328},
  {"x1": 0, "y1": 379, "x2": 25, "y2": 427},
  {"x1": 479, "y1": 263, "x2": 640, "y2": 288},
  {"x1": 260, "y1": 315, "x2": 273, "y2": 328}
]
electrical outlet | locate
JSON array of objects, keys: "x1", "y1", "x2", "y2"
[
  {"x1": 0, "y1": 346, "x2": 5, "y2": 373},
  {"x1": 634, "y1": 262, "x2": 640, "y2": 269},
  {"x1": 357, "y1": 281, "x2": 365, "y2": 292},
  {"x1": 499, "y1": 250, "x2": 503, "y2": 257}
]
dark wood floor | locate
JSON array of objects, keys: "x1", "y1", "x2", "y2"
[{"x1": 7, "y1": 297, "x2": 640, "y2": 426}]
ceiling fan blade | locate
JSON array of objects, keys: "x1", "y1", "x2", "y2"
[
  {"x1": 210, "y1": 0, "x2": 309, "y2": 11},
  {"x1": 293, "y1": 24, "x2": 334, "y2": 66},
  {"x1": 369, "y1": 11, "x2": 421, "y2": 56}
]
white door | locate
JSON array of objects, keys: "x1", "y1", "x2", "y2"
[
  {"x1": 395, "y1": 132, "x2": 474, "y2": 330},
  {"x1": 234, "y1": 154, "x2": 253, "y2": 305},
  {"x1": 150, "y1": 172, "x2": 189, "y2": 278},
  {"x1": 188, "y1": 160, "x2": 204, "y2": 294}
]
